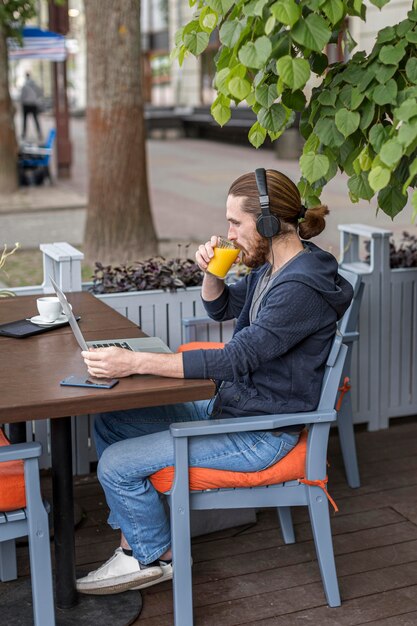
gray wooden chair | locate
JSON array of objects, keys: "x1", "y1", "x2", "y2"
[
  {"x1": 179, "y1": 269, "x2": 364, "y2": 489},
  {"x1": 167, "y1": 330, "x2": 348, "y2": 625},
  {"x1": 0, "y1": 440, "x2": 55, "y2": 626},
  {"x1": 337, "y1": 268, "x2": 364, "y2": 488}
]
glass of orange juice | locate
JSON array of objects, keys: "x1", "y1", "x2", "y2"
[{"x1": 207, "y1": 237, "x2": 240, "y2": 279}]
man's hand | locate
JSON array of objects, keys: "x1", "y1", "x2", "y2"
[
  {"x1": 196, "y1": 235, "x2": 218, "y2": 272},
  {"x1": 81, "y1": 347, "x2": 185, "y2": 379},
  {"x1": 81, "y1": 347, "x2": 139, "y2": 379}
]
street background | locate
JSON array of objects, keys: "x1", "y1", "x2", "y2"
[{"x1": 1, "y1": 112, "x2": 416, "y2": 268}]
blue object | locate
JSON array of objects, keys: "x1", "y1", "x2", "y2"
[
  {"x1": 0, "y1": 441, "x2": 55, "y2": 625},
  {"x1": 19, "y1": 128, "x2": 56, "y2": 185}
]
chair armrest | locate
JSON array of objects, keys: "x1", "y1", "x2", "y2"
[
  {"x1": 170, "y1": 409, "x2": 336, "y2": 438},
  {"x1": 343, "y1": 331, "x2": 359, "y2": 344},
  {"x1": 182, "y1": 316, "x2": 212, "y2": 328},
  {"x1": 0, "y1": 441, "x2": 42, "y2": 462}
]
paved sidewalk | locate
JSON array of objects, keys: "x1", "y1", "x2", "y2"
[{"x1": 1, "y1": 114, "x2": 415, "y2": 257}]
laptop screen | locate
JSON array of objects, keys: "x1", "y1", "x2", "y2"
[{"x1": 49, "y1": 277, "x2": 89, "y2": 351}]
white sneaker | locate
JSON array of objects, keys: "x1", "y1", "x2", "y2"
[
  {"x1": 130, "y1": 560, "x2": 173, "y2": 590},
  {"x1": 76, "y1": 548, "x2": 163, "y2": 595}
]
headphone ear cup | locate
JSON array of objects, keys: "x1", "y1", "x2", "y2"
[{"x1": 256, "y1": 214, "x2": 280, "y2": 238}]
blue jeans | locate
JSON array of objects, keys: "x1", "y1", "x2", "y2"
[{"x1": 94, "y1": 400, "x2": 299, "y2": 564}]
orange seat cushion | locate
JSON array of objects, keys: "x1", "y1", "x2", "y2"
[
  {"x1": 177, "y1": 341, "x2": 225, "y2": 352},
  {"x1": 0, "y1": 429, "x2": 26, "y2": 511},
  {"x1": 150, "y1": 429, "x2": 307, "y2": 492}
]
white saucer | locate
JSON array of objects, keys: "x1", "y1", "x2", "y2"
[{"x1": 29, "y1": 314, "x2": 68, "y2": 327}]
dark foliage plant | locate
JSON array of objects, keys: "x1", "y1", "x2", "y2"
[
  {"x1": 90, "y1": 255, "x2": 204, "y2": 294},
  {"x1": 365, "y1": 231, "x2": 417, "y2": 268}
]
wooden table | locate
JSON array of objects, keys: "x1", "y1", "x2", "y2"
[{"x1": 0, "y1": 292, "x2": 214, "y2": 616}]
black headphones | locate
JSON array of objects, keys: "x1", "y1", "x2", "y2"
[{"x1": 254, "y1": 168, "x2": 280, "y2": 238}]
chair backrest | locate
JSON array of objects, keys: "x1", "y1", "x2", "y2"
[
  {"x1": 44, "y1": 128, "x2": 56, "y2": 150},
  {"x1": 318, "y1": 332, "x2": 347, "y2": 412},
  {"x1": 338, "y1": 268, "x2": 364, "y2": 336}
]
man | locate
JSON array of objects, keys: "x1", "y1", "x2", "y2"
[
  {"x1": 76, "y1": 169, "x2": 353, "y2": 595},
  {"x1": 21, "y1": 72, "x2": 43, "y2": 140}
]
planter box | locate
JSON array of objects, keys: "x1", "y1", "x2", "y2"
[{"x1": 339, "y1": 223, "x2": 417, "y2": 430}]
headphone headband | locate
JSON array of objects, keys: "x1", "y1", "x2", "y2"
[{"x1": 254, "y1": 168, "x2": 280, "y2": 238}]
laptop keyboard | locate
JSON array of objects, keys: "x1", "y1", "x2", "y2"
[{"x1": 91, "y1": 341, "x2": 133, "y2": 350}]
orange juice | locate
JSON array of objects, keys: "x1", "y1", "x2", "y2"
[{"x1": 207, "y1": 246, "x2": 240, "y2": 279}]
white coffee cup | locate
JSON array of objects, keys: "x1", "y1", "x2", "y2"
[{"x1": 36, "y1": 296, "x2": 62, "y2": 322}]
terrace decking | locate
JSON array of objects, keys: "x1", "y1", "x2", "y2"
[{"x1": 9, "y1": 418, "x2": 417, "y2": 625}]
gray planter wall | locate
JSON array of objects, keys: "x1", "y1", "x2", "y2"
[{"x1": 339, "y1": 223, "x2": 417, "y2": 431}]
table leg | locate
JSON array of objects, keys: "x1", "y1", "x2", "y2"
[{"x1": 50, "y1": 416, "x2": 78, "y2": 609}]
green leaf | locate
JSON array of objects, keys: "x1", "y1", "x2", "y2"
[
  {"x1": 219, "y1": 19, "x2": 244, "y2": 47},
  {"x1": 322, "y1": 0, "x2": 344, "y2": 24},
  {"x1": 300, "y1": 152, "x2": 330, "y2": 183},
  {"x1": 376, "y1": 26, "x2": 396, "y2": 44},
  {"x1": 228, "y1": 76, "x2": 251, "y2": 100},
  {"x1": 398, "y1": 120, "x2": 417, "y2": 147},
  {"x1": 344, "y1": 145, "x2": 363, "y2": 176},
  {"x1": 323, "y1": 147, "x2": 338, "y2": 181},
  {"x1": 335, "y1": 109, "x2": 360, "y2": 138},
  {"x1": 276, "y1": 56, "x2": 311, "y2": 91},
  {"x1": 257, "y1": 103, "x2": 287, "y2": 132},
  {"x1": 338, "y1": 84, "x2": 353, "y2": 108},
  {"x1": 395, "y1": 98, "x2": 417, "y2": 122},
  {"x1": 370, "y1": 0, "x2": 391, "y2": 8},
  {"x1": 281, "y1": 89, "x2": 307, "y2": 111},
  {"x1": 291, "y1": 14, "x2": 331, "y2": 53},
  {"x1": 375, "y1": 63, "x2": 397, "y2": 83},
  {"x1": 303, "y1": 132, "x2": 320, "y2": 153},
  {"x1": 310, "y1": 52, "x2": 329, "y2": 76},
  {"x1": 215, "y1": 68, "x2": 231, "y2": 95},
  {"x1": 369, "y1": 124, "x2": 390, "y2": 151},
  {"x1": 379, "y1": 140, "x2": 403, "y2": 167},
  {"x1": 378, "y1": 185, "x2": 408, "y2": 218},
  {"x1": 406, "y1": 30, "x2": 417, "y2": 43},
  {"x1": 254, "y1": 0, "x2": 269, "y2": 16},
  {"x1": 239, "y1": 36, "x2": 272, "y2": 69},
  {"x1": 359, "y1": 100, "x2": 376, "y2": 130},
  {"x1": 373, "y1": 79, "x2": 398, "y2": 105},
  {"x1": 396, "y1": 19, "x2": 413, "y2": 37},
  {"x1": 183, "y1": 30, "x2": 210, "y2": 55},
  {"x1": 265, "y1": 16, "x2": 276, "y2": 35},
  {"x1": 199, "y1": 7, "x2": 218, "y2": 32},
  {"x1": 406, "y1": 57, "x2": 417, "y2": 84},
  {"x1": 358, "y1": 146, "x2": 373, "y2": 171},
  {"x1": 350, "y1": 88, "x2": 365, "y2": 110},
  {"x1": 211, "y1": 95, "x2": 231, "y2": 126},
  {"x1": 206, "y1": 0, "x2": 234, "y2": 13},
  {"x1": 314, "y1": 117, "x2": 345, "y2": 147},
  {"x1": 248, "y1": 121, "x2": 267, "y2": 148},
  {"x1": 368, "y1": 165, "x2": 391, "y2": 191},
  {"x1": 357, "y1": 68, "x2": 375, "y2": 92},
  {"x1": 402, "y1": 157, "x2": 417, "y2": 193},
  {"x1": 348, "y1": 172, "x2": 374, "y2": 200},
  {"x1": 255, "y1": 83, "x2": 278, "y2": 108},
  {"x1": 379, "y1": 44, "x2": 406, "y2": 65},
  {"x1": 270, "y1": 0, "x2": 301, "y2": 27},
  {"x1": 317, "y1": 90, "x2": 337, "y2": 106}
]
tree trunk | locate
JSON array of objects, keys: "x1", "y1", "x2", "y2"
[
  {"x1": 84, "y1": 0, "x2": 158, "y2": 265},
  {"x1": 0, "y1": 27, "x2": 18, "y2": 194}
]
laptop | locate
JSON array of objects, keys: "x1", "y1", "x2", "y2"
[{"x1": 49, "y1": 277, "x2": 172, "y2": 354}]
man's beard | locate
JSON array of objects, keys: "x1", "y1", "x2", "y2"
[{"x1": 240, "y1": 233, "x2": 270, "y2": 268}]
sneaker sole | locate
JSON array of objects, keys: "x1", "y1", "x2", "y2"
[
  {"x1": 130, "y1": 567, "x2": 173, "y2": 590},
  {"x1": 77, "y1": 570, "x2": 163, "y2": 595}
]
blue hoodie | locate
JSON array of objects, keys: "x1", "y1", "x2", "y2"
[{"x1": 182, "y1": 242, "x2": 353, "y2": 420}]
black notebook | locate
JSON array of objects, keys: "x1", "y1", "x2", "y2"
[{"x1": 0, "y1": 317, "x2": 80, "y2": 339}]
